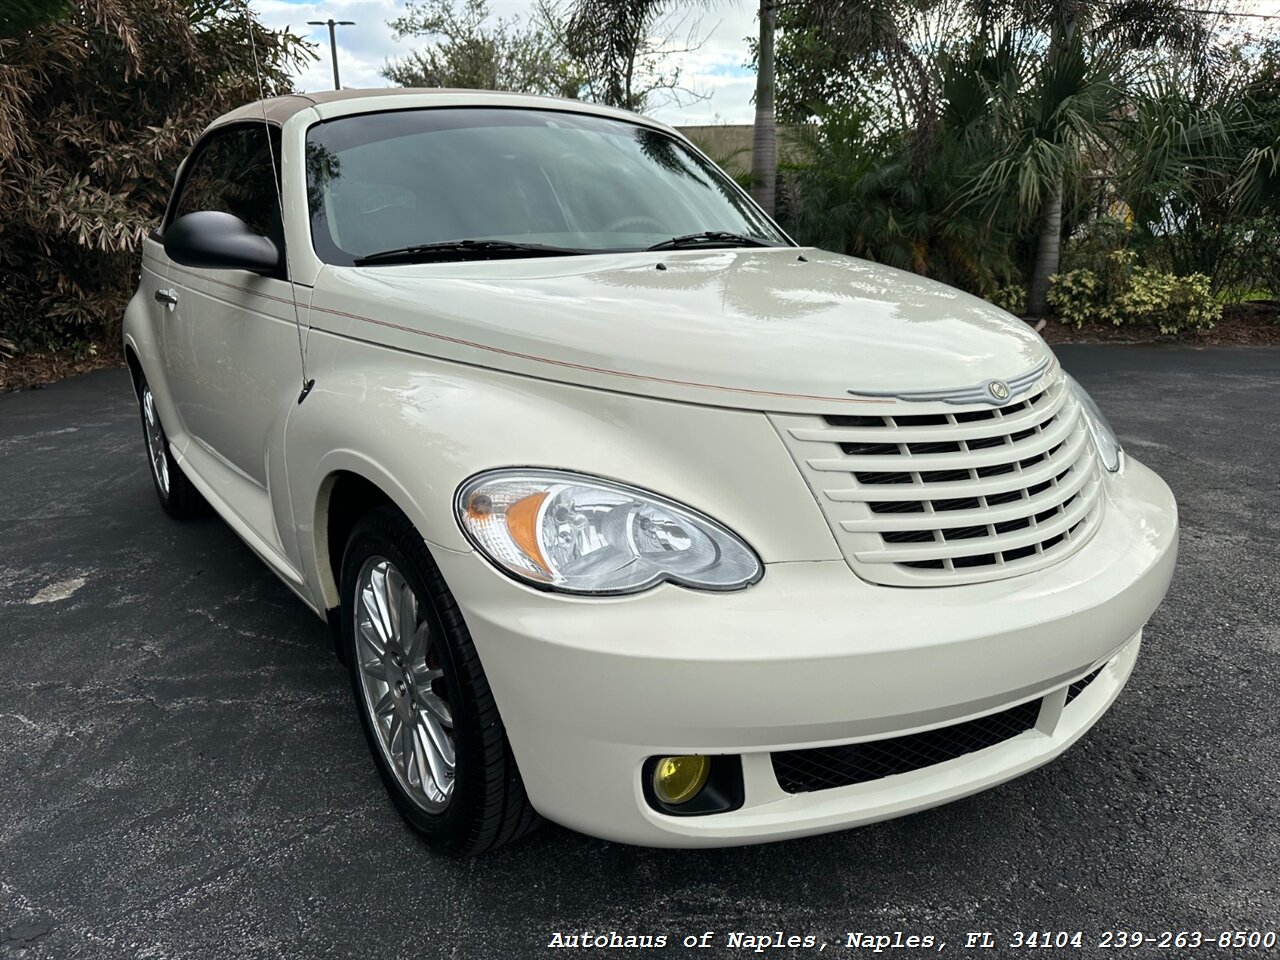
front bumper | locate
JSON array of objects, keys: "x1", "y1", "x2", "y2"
[{"x1": 436, "y1": 457, "x2": 1178, "y2": 847}]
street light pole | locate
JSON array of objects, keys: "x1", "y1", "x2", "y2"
[{"x1": 307, "y1": 18, "x2": 355, "y2": 90}]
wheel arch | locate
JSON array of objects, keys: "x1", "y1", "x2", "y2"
[
  {"x1": 311, "y1": 459, "x2": 466, "y2": 614},
  {"x1": 120, "y1": 253, "x2": 164, "y2": 401},
  {"x1": 316, "y1": 469, "x2": 393, "y2": 610},
  {"x1": 123, "y1": 342, "x2": 144, "y2": 398}
]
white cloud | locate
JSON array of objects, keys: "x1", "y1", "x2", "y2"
[
  {"x1": 252, "y1": 0, "x2": 403, "y2": 91},
  {"x1": 249, "y1": 0, "x2": 761, "y2": 125}
]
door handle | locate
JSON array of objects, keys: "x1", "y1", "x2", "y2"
[{"x1": 154, "y1": 289, "x2": 178, "y2": 309}]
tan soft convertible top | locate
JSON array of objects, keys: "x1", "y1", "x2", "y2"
[{"x1": 207, "y1": 88, "x2": 666, "y2": 131}]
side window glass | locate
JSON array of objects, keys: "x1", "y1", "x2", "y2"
[{"x1": 170, "y1": 126, "x2": 284, "y2": 254}]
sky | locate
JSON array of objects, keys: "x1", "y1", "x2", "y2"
[
  {"x1": 249, "y1": 0, "x2": 764, "y2": 126},
  {"x1": 250, "y1": 0, "x2": 1280, "y2": 126}
]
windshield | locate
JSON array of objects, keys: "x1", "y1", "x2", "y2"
[{"x1": 304, "y1": 107, "x2": 788, "y2": 265}]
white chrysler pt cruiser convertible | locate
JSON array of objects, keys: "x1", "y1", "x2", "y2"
[{"x1": 123, "y1": 89, "x2": 1177, "y2": 854}]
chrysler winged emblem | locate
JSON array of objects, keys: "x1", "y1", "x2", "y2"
[{"x1": 847, "y1": 356, "x2": 1055, "y2": 406}]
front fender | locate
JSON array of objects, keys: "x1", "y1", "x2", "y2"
[{"x1": 285, "y1": 332, "x2": 840, "y2": 608}]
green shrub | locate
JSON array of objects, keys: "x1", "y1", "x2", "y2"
[
  {"x1": 1046, "y1": 269, "x2": 1103, "y2": 327},
  {"x1": 1047, "y1": 253, "x2": 1221, "y2": 333},
  {"x1": 1100, "y1": 248, "x2": 1138, "y2": 298},
  {"x1": 1114, "y1": 268, "x2": 1222, "y2": 333},
  {"x1": 988, "y1": 284, "x2": 1027, "y2": 316},
  {"x1": 1062, "y1": 217, "x2": 1141, "y2": 275}
]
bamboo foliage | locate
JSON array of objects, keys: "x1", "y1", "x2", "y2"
[{"x1": 0, "y1": 0, "x2": 313, "y2": 353}]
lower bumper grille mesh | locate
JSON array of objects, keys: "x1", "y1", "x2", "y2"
[
  {"x1": 771, "y1": 666, "x2": 1109, "y2": 795},
  {"x1": 1065, "y1": 666, "x2": 1104, "y2": 705},
  {"x1": 772, "y1": 698, "x2": 1042, "y2": 794}
]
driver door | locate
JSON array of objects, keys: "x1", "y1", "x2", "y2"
[{"x1": 159, "y1": 123, "x2": 304, "y2": 546}]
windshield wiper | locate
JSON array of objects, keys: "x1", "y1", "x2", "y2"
[
  {"x1": 646, "y1": 231, "x2": 776, "y2": 251},
  {"x1": 353, "y1": 239, "x2": 588, "y2": 266}
]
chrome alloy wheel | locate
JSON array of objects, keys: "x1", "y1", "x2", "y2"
[
  {"x1": 354, "y1": 556, "x2": 456, "y2": 812},
  {"x1": 141, "y1": 384, "x2": 169, "y2": 496}
]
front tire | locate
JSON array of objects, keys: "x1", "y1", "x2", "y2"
[{"x1": 340, "y1": 505, "x2": 539, "y2": 855}]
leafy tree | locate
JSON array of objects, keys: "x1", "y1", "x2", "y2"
[
  {"x1": 558, "y1": 0, "x2": 662, "y2": 110},
  {"x1": 381, "y1": 0, "x2": 578, "y2": 97},
  {"x1": 561, "y1": 0, "x2": 769, "y2": 210},
  {"x1": 995, "y1": 0, "x2": 1212, "y2": 315},
  {"x1": 783, "y1": 37, "x2": 1025, "y2": 295},
  {"x1": 553, "y1": 0, "x2": 708, "y2": 114},
  {"x1": 767, "y1": 0, "x2": 941, "y2": 146},
  {"x1": 956, "y1": 26, "x2": 1128, "y2": 315},
  {"x1": 1228, "y1": 32, "x2": 1280, "y2": 220},
  {"x1": 1116, "y1": 31, "x2": 1280, "y2": 293},
  {"x1": 0, "y1": 0, "x2": 313, "y2": 353},
  {"x1": 771, "y1": 0, "x2": 1218, "y2": 313}
]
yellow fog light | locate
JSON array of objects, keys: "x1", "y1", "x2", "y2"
[{"x1": 652, "y1": 755, "x2": 710, "y2": 805}]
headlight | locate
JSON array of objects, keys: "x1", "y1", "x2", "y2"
[
  {"x1": 455, "y1": 469, "x2": 763, "y2": 595},
  {"x1": 1067, "y1": 375, "x2": 1123, "y2": 472}
]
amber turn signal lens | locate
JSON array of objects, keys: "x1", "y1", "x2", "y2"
[
  {"x1": 504, "y1": 490, "x2": 550, "y2": 573},
  {"x1": 652, "y1": 755, "x2": 710, "y2": 805}
]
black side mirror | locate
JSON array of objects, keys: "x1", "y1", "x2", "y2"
[{"x1": 164, "y1": 211, "x2": 281, "y2": 275}]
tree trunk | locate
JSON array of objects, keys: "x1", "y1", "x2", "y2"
[
  {"x1": 750, "y1": 0, "x2": 777, "y2": 216},
  {"x1": 1028, "y1": 172, "x2": 1063, "y2": 317},
  {"x1": 1027, "y1": 9, "x2": 1076, "y2": 318}
]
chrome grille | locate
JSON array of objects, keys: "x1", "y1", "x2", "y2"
[{"x1": 770, "y1": 370, "x2": 1105, "y2": 586}]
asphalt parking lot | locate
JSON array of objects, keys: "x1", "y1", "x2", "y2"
[{"x1": 1, "y1": 345, "x2": 1277, "y2": 959}]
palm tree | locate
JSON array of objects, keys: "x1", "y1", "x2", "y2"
[
  {"x1": 560, "y1": 0, "x2": 652, "y2": 110},
  {"x1": 959, "y1": 24, "x2": 1124, "y2": 314},
  {"x1": 980, "y1": 0, "x2": 1211, "y2": 315},
  {"x1": 1118, "y1": 62, "x2": 1272, "y2": 286},
  {"x1": 776, "y1": 0, "x2": 1211, "y2": 314},
  {"x1": 751, "y1": 0, "x2": 777, "y2": 214}
]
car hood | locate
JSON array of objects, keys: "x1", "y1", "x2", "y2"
[{"x1": 307, "y1": 247, "x2": 1054, "y2": 413}]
